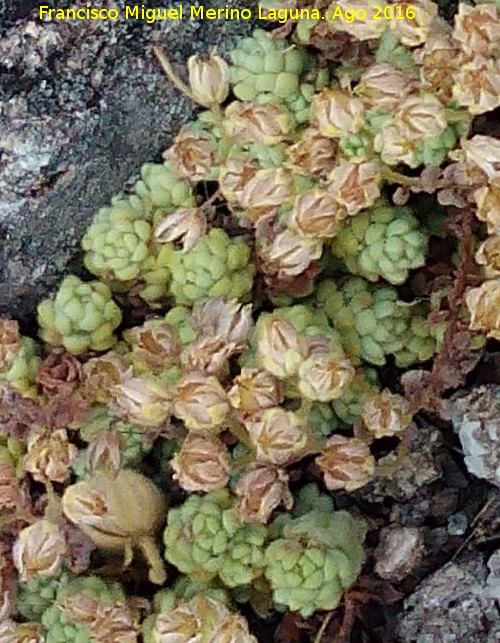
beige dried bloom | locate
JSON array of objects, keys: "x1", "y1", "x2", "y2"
[
  {"x1": 389, "y1": 0, "x2": 438, "y2": 47},
  {"x1": 287, "y1": 189, "x2": 343, "y2": 239},
  {"x1": 235, "y1": 464, "x2": 292, "y2": 524},
  {"x1": 474, "y1": 183, "x2": 500, "y2": 234},
  {"x1": 362, "y1": 390, "x2": 413, "y2": 439},
  {"x1": 173, "y1": 372, "x2": 229, "y2": 431},
  {"x1": 82, "y1": 352, "x2": 131, "y2": 404},
  {"x1": 466, "y1": 278, "x2": 500, "y2": 340},
  {"x1": 327, "y1": 161, "x2": 381, "y2": 215},
  {"x1": 62, "y1": 469, "x2": 166, "y2": 584},
  {"x1": 182, "y1": 335, "x2": 233, "y2": 376},
  {"x1": 415, "y1": 32, "x2": 462, "y2": 101},
  {"x1": 475, "y1": 236, "x2": 500, "y2": 278},
  {"x1": 124, "y1": 319, "x2": 181, "y2": 372},
  {"x1": 256, "y1": 317, "x2": 304, "y2": 379},
  {"x1": 327, "y1": 0, "x2": 388, "y2": 40},
  {"x1": 154, "y1": 207, "x2": 207, "y2": 252},
  {"x1": 245, "y1": 407, "x2": 310, "y2": 467},
  {"x1": 24, "y1": 428, "x2": 78, "y2": 483},
  {"x1": 219, "y1": 157, "x2": 258, "y2": 204},
  {"x1": 356, "y1": 64, "x2": 419, "y2": 111},
  {"x1": 453, "y1": 3, "x2": 500, "y2": 58},
  {"x1": 260, "y1": 229, "x2": 323, "y2": 278},
  {"x1": 228, "y1": 368, "x2": 284, "y2": 414},
  {"x1": 187, "y1": 52, "x2": 230, "y2": 108},
  {"x1": 171, "y1": 431, "x2": 231, "y2": 493},
  {"x1": 462, "y1": 135, "x2": 500, "y2": 182},
  {"x1": 0, "y1": 619, "x2": 17, "y2": 643},
  {"x1": 224, "y1": 101, "x2": 290, "y2": 145},
  {"x1": 0, "y1": 319, "x2": 21, "y2": 370},
  {"x1": 153, "y1": 602, "x2": 199, "y2": 642},
  {"x1": 85, "y1": 429, "x2": 124, "y2": 478},
  {"x1": 312, "y1": 89, "x2": 365, "y2": 139},
  {"x1": 316, "y1": 435, "x2": 375, "y2": 492},
  {"x1": 373, "y1": 124, "x2": 417, "y2": 167},
  {"x1": 111, "y1": 376, "x2": 171, "y2": 427},
  {"x1": 13, "y1": 520, "x2": 66, "y2": 582},
  {"x1": 452, "y1": 56, "x2": 500, "y2": 115},
  {"x1": 286, "y1": 127, "x2": 338, "y2": 179},
  {"x1": 163, "y1": 125, "x2": 217, "y2": 183},
  {"x1": 239, "y1": 168, "x2": 294, "y2": 223},
  {"x1": 298, "y1": 339, "x2": 354, "y2": 403},
  {"x1": 190, "y1": 299, "x2": 253, "y2": 353},
  {"x1": 37, "y1": 350, "x2": 83, "y2": 397},
  {"x1": 395, "y1": 94, "x2": 447, "y2": 140}
]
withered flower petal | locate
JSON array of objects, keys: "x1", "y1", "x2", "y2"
[
  {"x1": 287, "y1": 190, "x2": 343, "y2": 239},
  {"x1": 163, "y1": 125, "x2": 217, "y2": 183},
  {"x1": 85, "y1": 429, "x2": 124, "y2": 478},
  {"x1": 327, "y1": 161, "x2": 381, "y2": 215},
  {"x1": 356, "y1": 63, "x2": 419, "y2": 111},
  {"x1": 298, "y1": 344, "x2": 354, "y2": 403},
  {"x1": 361, "y1": 390, "x2": 413, "y2": 439},
  {"x1": 285, "y1": 127, "x2": 338, "y2": 179},
  {"x1": 0, "y1": 462, "x2": 22, "y2": 512},
  {"x1": 171, "y1": 431, "x2": 231, "y2": 493},
  {"x1": 452, "y1": 56, "x2": 500, "y2": 116},
  {"x1": 82, "y1": 352, "x2": 131, "y2": 404},
  {"x1": 13, "y1": 520, "x2": 66, "y2": 582},
  {"x1": 224, "y1": 101, "x2": 290, "y2": 145},
  {"x1": 316, "y1": 435, "x2": 375, "y2": 492},
  {"x1": 187, "y1": 53, "x2": 230, "y2": 108},
  {"x1": 173, "y1": 372, "x2": 229, "y2": 431},
  {"x1": 110, "y1": 376, "x2": 171, "y2": 427},
  {"x1": 327, "y1": 0, "x2": 388, "y2": 40},
  {"x1": 239, "y1": 168, "x2": 294, "y2": 223},
  {"x1": 259, "y1": 229, "x2": 323, "y2": 279},
  {"x1": 190, "y1": 298, "x2": 253, "y2": 352},
  {"x1": 462, "y1": 135, "x2": 500, "y2": 182},
  {"x1": 124, "y1": 319, "x2": 181, "y2": 372},
  {"x1": 182, "y1": 336, "x2": 232, "y2": 376},
  {"x1": 154, "y1": 208, "x2": 207, "y2": 253},
  {"x1": 453, "y1": 3, "x2": 500, "y2": 58},
  {"x1": 219, "y1": 157, "x2": 258, "y2": 204},
  {"x1": 256, "y1": 317, "x2": 304, "y2": 379},
  {"x1": 395, "y1": 94, "x2": 447, "y2": 141},
  {"x1": 228, "y1": 368, "x2": 284, "y2": 414},
  {"x1": 36, "y1": 350, "x2": 83, "y2": 397},
  {"x1": 466, "y1": 278, "x2": 500, "y2": 341},
  {"x1": 235, "y1": 464, "x2": 292, "y2": 524},
  {"x1": 24, "y1": 428, "x2": 78, "y2": 483},
  {"x1": 312, "y1": 88, "x2": 365, "y2": 139}
]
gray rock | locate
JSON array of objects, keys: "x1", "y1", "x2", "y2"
[{"x1": 0, "y1": 0, "x2": 260, "y2": 324}]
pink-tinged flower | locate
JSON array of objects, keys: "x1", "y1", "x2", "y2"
[
  {"x1": 453, "y1": 3, "x2": 500, "y2": 58},
  {"x1": 182, "y1": 335, "x2": 233, "y2": 376},
  {"x1": 362, "y1": 390, "x2": 413, "y2": 439},
  {"x1": 327, "y1": 161, "x2": 381, "y2": 215},
  {"x1": 286, "y1": 127, "x2": 338, "y2": 179},
  {"x1": 228, "y1": 368, "x2": 284, "y2": 414},
  {"x1": 466, "y1": 278, "x2": 500, "y2": 341},
  {"x1": 356, "y1": 63, "x2": 419, "y2": 111},
  {"x1": 13, "y1": 520, "x2": 66, "y2": 582},
  {"x1": 415, "y1": 32, "x2": 462, "y2": 101},
  {"x1": 462, "y1": 136, "x2": 500, "y2": 182},
  {"x1": 259, "y1": 229, "x2": 323, "y2": 278},
  {"x1": 219, "y1": 157, "x2": 258, "y2": 204},
  {"x1": 124, "y1": 319, "x2": 181, "y2": 372},
  {"x1": 82, "y1": 352, "x2": 131, "y2": 404},
  {"x1": 287, "y1": 189, "x2": 343, "y2": 239},
  {"x1": 312, "y1": 89, "x2": 365, "y2": 139},
  {"x1": 24, "y1": 429, "x2": 78, "y2": 483},
  {"x1": 37, "y1": 350, "x2": 83, "y2": 397},
  {"x1": 316, "y1": 435, "x2": 375, "y2": 492},
  {"x1": 452, "y1": 56, "x2": 500, "y2": 115},
  {"x1": 395, "y1": 94, "x2": 447, "y2": 141},
  {"x1": 256, "y1": 316, "x2": 304, "y2": 379},
  {"x1": 298, "y1": 339, "x2": 354, "y2": 402},
  {"x1": 239, "y1": 168, "x2": 294, "y2": 223},
  {"x1": 373, "y1": 124, "x2": 417, "y2": 167},
  {"x1": 154, "y1": 207, "x2": 207, "y2": 252},
  {"x1": 235, "y1": 464, "x2": 292, "y2": 524},
  {"x1": 173, "y1": 372, "x2": 229, "y2": 431},
  {"x1": 187, "y1": 53, "x2": 230, "y2": 108},
  {"x1": 224, "y1": 101, "x2": 290, "y2": 145},
  {"x1": 163, "y1": 125, "x2": 217, "y2": 183},
  {"x1": 171, "y1": 431, "x2": 231, "y2": 493},
  {"x1": 190, "y1": 298, "x2": 253, "y2": 353},
  {"x1": 111, "y1": 376, "x2": 171, "y2": 427}
]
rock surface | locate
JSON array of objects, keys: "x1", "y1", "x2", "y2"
[{"x1": 0, "y1": 0, "x2": 259, "y2": 326}]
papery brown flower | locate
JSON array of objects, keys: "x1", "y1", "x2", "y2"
[
  {"x1": 173, "y1": 372, "x2": 229, "y2": 431},
  {"x1": 259, "y1": 229, "x2": 323, "y2": 278},
  {"x1": 235, "y1": 464, "x2": 292, "y2": 524},
  {"x1": 356, "y1": 63, "x2": 419, "y2": 111},
  {"x1": 312, "y1": 89, "x2": 365, "y2": 139},
  {"x1": 474, "y1": 183, "x2": 500, "y2": 233},
  {"x1": 13, "y1": 520, "x2": 66, "y2": 582},
  {"x1": 453, "y1": 3, "x2": 500, "y2": 58},
  {"x1": 239, "y1": 168, "x2": 294, "y2": 223},
  {"x1": 110, "y1": 376, "x2": 171, "y2": 427},
  {"x1": 415, "y1": 32, "x2": 462, "y2": 101},
  {"x1": 171, "y1": 431, "x2": 231, "y2": 492},
  {"x1": 286, "y1": 127, "x2": 338, "y2": 179},
  {"x1": 85, "y1": 429, "x2": 124, "y2": 478},
  {"x1": 245, "y1": 407, "x2": 310, "y2": 467},
  {"x1": 0, "y1": 319, "x2": 20, "y2": 371},
  {"x1": 475, "y1": 235, "x2": 500, "y2": 278},
  {"x1": 187, "y1": 53, "x2": 230, "y2": 108},
  {"x1": 316, "y1": 435, "x2": 375, "y2": 492},
  {"x1": 224, "y1": 101, "x2": 290, "y2": 145},
  {"x1": 361, "y1": 390, "x2": 413, "y2": 439},
  {"x1": 36, "y1": 350, "x2": 82, "y2": 396},
  {"x1": 256, "y1": 317, "x2": 304, "y2": 379},
  {"x1": 24, "y1": 429, "x2": 78, "y2": 483},
  {"x1": 82, "y1": 352, "x2": 131, "y2": 404},
  {"x1": 153, "y1": 603, "x2": 199, "y2": 642},
  {"x1": 154, "y1": 207, "x2": 207, "y2": 253},
  {"x1": 190, "y1": 298, "x2": 253, "y2": 353},
  {"x1": 62, "y1": 469, "x2": 166, "y2": 584},
  {"x1": 228, "y1": 368, "x2": 284, "y2": 414},
  {"x1": 327, "y1": 161, "x2": 381, "y2": 215},
  {"x1": 219, "y1": 157, "x2": 258, "y2": 204},
  {"x1": 287, "y1": 189, "x2": 343, "y2": 239},
  {"x1": 452, "y1": 56, "x2": 500, "y2": 115},
  {"x1": 0, "y1": 383, "x2": 44, "y2": 439},
  {"x1": 124, "y1": 319, "x2": 181, "y2": 372},
  {"x1": 0, "y1": 619, "x2": 17, "y2": 643},
  {"x1": 373, "y1": 124, "x2": 416, "y2": 167},
  {"x1": 326, "y1": 0, "x2": 388, "y2": 40},
  {"x1": 182, "y1": 335, "x2": 233, "y2": 376},
  {"x1": 462, "y1": 135, "x2": 500, "y2": 182},
  {"x1": 395, "y1": 94, "x2": 447, "y2": 140},
  {"x1": 466, "y1": 278, "x2": 500, "y2": 340},
  {"x1": 297, "y1": 339, "x2": 354, "y2": 403},
  {"x1": 163, "y1": 125, "x2": 217, "y2": 183},
  {"x1": 389, "y1": 0, "x2": 438, "y2": 47}
]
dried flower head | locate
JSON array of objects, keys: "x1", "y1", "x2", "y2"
[
  {"x1": 235, "y1": 463, "x2": 292, "y2": 524},
  {"x1": 62, "y1": 469, "x2": 166, "y2": 583},
  {"x1": 190, "y1": 298, "x2": 253, "y2": 353},
  {"x1": 415, "y1": 32, "x2": 462, "y2": 101},
  {"x1": 286, "y1": 127, "x2": 338, "y2": 179},
  {"x1": 452, "y1": 56, "x2": 500, "y2": 115},
  {"x1": 13, "y1": 520, "x2": 66, "y2": 582},
  {"x1": 219, "y1": 157, "x2": 258, "y2": 204},
  {"x1": 316, "y1": 435, "x2": 375, "y2": 492},
  {"x1": 111, "y1": 376, "x2": 171, "y2": 427},
  {"x1": 287, "y1": 189, "x2": 343, "y2": 239},
  {"x1": 245, "y1": 407, "x2": 310, "y2": 467},
  {"x1": 395, "y1": 94, "x2": 447, "y2": 140},
  {"x1": 466, "y1": 278, "x2": 500, "y2": 340},
  {"x1": 327, "y1": 161, "x2": 381, "y2": 215},
  {"x1": 356, "y1": 63, "x2": 419, "y2": 111},
  {"x1": 475, "y1": 236, "x2": 500, "y2": 278},
  {"x1": 256, "y1": 316, "x2": 304, "y2": 379},
  {"x1": 462, "y1": 135, "x2": 500, "y2": 182},
  {"x1": 163, "y1": 125, "x2": 217, "y2": 183},
  {"x1": 0, "y1": 319, "x2": 20, "y2": 370},
  {"x1": 228, "y1": 368, "x2": 284, "y2": 414},
  {"x1": 312, "y1": 89, "x2": 365, "y2": 139},
  {"x1": 187, "y1": 52, "x2": 230, "y2": 108},
  {"x1": 24, "y1": 428, "x2": 78, "y2": 483},
  {"x1": 474, "y1": 183, "x2": 500, "y2": 234},
  {"x1": 85, "y1": 429, "x2": 124, "y2": 478},
  {"x1": 224, "y1": 101, "x2": 290, "y2": 145},
  {"x1": 373, "y1": 124, "x2": 416, "y2": 167},
  {"x1": 389, "y1": 0, "x2": 438, "y2": 47},
  {"x1": 173, "y1": 372, "x2": 229, "y2": 431},
  {"x1": 182, "y1": 335, "x2": 233, "y2": 376},
  {"x1": 362, "y1": 390, "x2": 413, "y2": 439},
  {"x1": 36, "y1": 350, "x2": 83, "y2": 397},
  {"x1": 125, "y1": 319, "x2": 181, "y2": 372},
  {"x1": 298, "y1": 339, "x2": 354, "y2": 402},
  {"x1": 82, "y1": 352, "x2": 131, "y2": 404},
  {"x1": 453, "y1": 3, "x2": 500, "y2": 58},
  {"x1": 154, "y1": 207, "x2": 207, "y2": 252},
  {"x1": 171, "y1": 431, "x2": 231, "y2": 493},
  {"x1": 239, "y1": 168, "x2": 294, "y2": 223},
  {"x1": 259, "y1": 229, "x2": 323, "y2": 279}
]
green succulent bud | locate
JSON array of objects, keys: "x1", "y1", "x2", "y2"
[
  {"x1": 0, "y1": 336, "x2": 41, "y2": 398},
  {"x1": 0, "y1": 433, "x2": 26, "y2": 476},
  {"x1": 375, "y1": 31, "x2": 417, "y2": 71},
  {"x1": 166, "y1": 228, "x2": 255, "y2": 305},
  {"x1": 264, "y1": 510, "x2": 366, "y2": 617},
  {"x1": 37, "y1": 275, "x2": 122, "y2": 355},
  {"x1": 306, "y1": 401, "x2": 339, "y2": 439},
  {"x1": 163, "y1": 489, "x2": 267, "y2": 588},
  {"x1": 330, "y1": 199, "x2": 429, "y2": 285},
  {"x1": 134, "y1": 162, "x2": 196, "y2": 211},
  {"x1": 414, "y1": 124, "x2": 457, "y2": 167},
  {"x1": 292, "y1": 483, "x2": 334, "y2": 518},
  {"x1": 17, "y1": 571, "x2": 72, "y2": 622},
  {"x1": 315, "y1": 277, "x2": 439, "y2": 367},
  {"x1": 331, "y1": 367, "x2": 380, "y2": 425}
]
